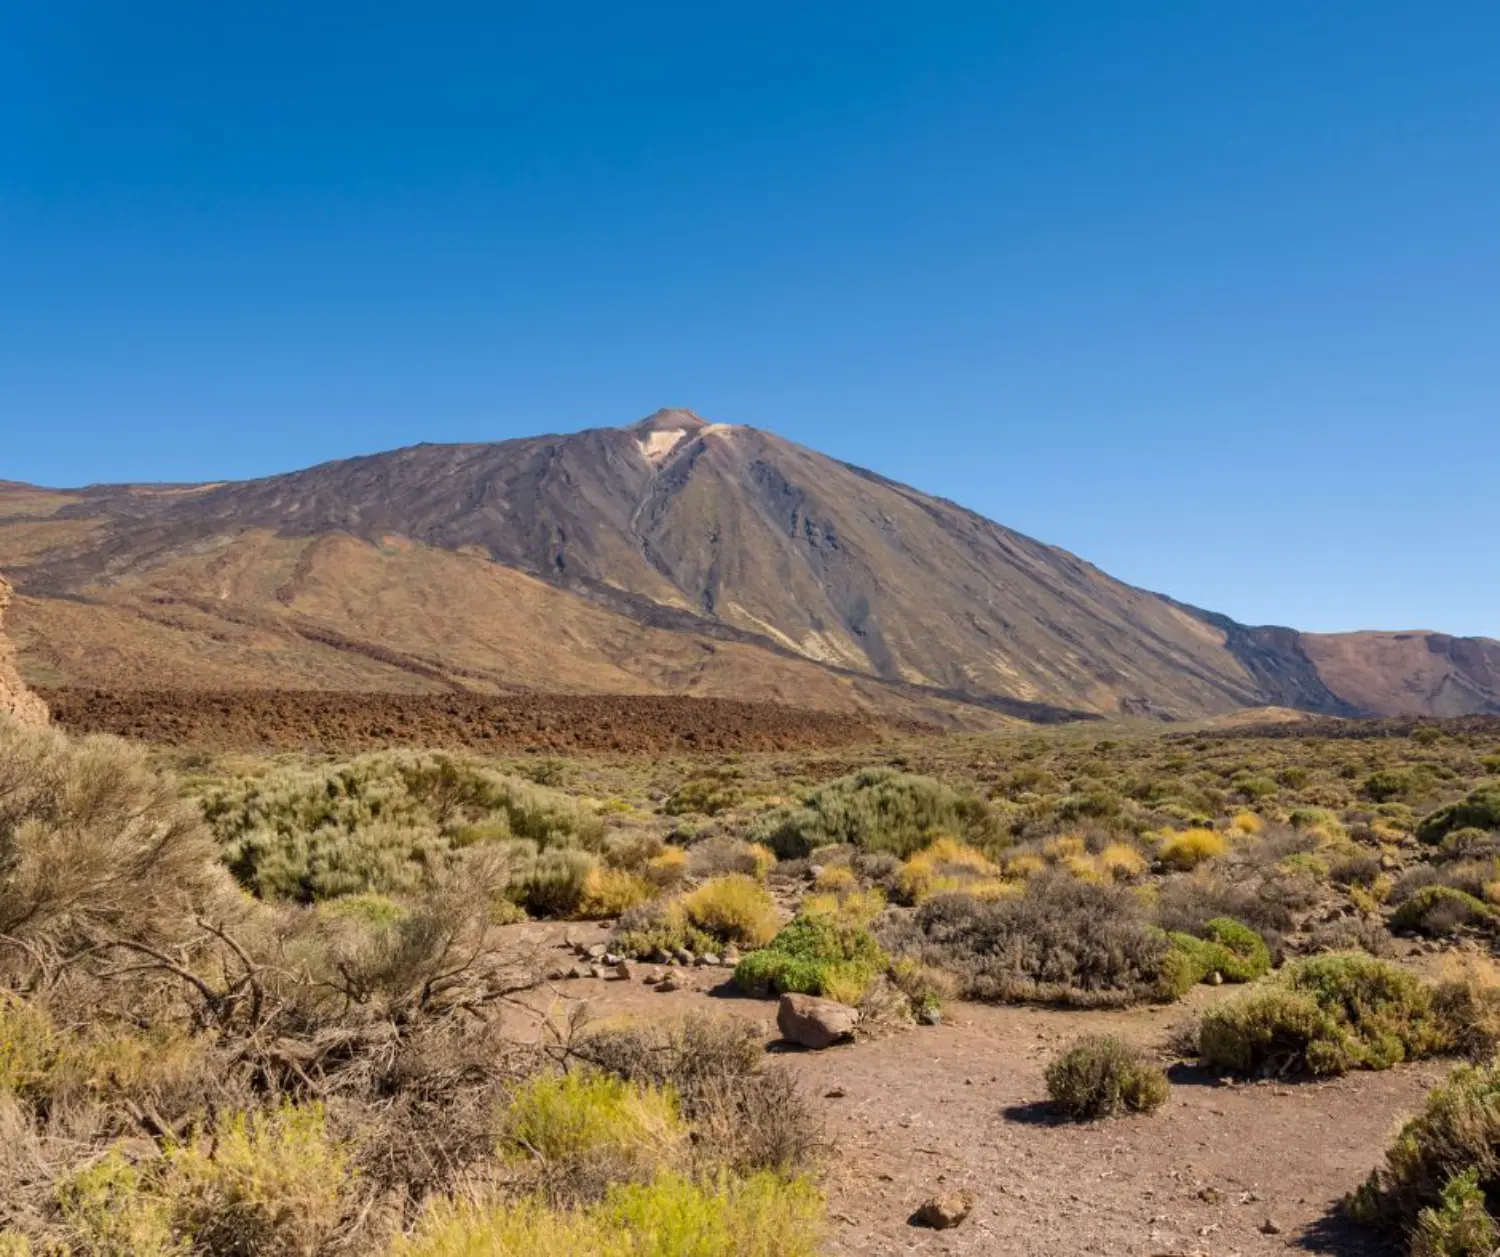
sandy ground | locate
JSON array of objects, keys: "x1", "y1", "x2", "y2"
[{"x1": 505, "y1": 923, "x2": 1440, "y2": 1257}]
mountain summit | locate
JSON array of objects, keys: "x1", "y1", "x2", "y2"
[{"x1": 1, "y1": 411, "x2": 1495, "y2": 722}]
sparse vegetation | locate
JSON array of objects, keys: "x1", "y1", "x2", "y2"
[{"x1": 734, "y1": 913, "x2": 888, "y2": 1004}]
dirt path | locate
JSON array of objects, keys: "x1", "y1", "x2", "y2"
[{"x1": 507, "y1": 924, "x2": 1439, "y2": 1256}]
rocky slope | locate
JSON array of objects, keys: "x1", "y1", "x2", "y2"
[
  {"x1": 0, "y1": 574, "x2": 47, "y2": 726},
  {"x1": 0, "y1": 412, "x2": 1494, "y2": 721}
]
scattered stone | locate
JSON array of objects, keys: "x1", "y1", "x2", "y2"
[
  {"x1": 588, "y1": 964, "x2": 608, "y2": 980},
  {"x1": 722, "y1": 945, "x2": 741, "y2": 964},
  {"x1": 585, "y1": 943, "x2": 607, "y2": 961},
  {"x1": 807, "y1": 864, "x2": 825, "y2": 882},
  {"x1": 567, "y1": 966, "x2": 585, "y2": 980},
  {"x1": 673, "y1": 947, "x2": 695, "y2": 966},
  {"x1": 612, "y1": 960, "x2": 633, "y2": 981},
  {"x1": 824, "y1": 1087, "x2": 847, "y2": 1099},
  {"x1": 777, "y1": 993, "x2": 859, "y2": 1049},
  {"x1": 657, "y1": 974, "x2": 682, "y2": 993},
  {"x1": 918, "y1": 1005, "x2": 942, "y2": 1026},
  {"x1": 1197, "y1": 1186, "x2": 1220, "y2": 1204},
  {"x1": 911, "y1": 1191, "x2": 973, "y2": 1230},
  {"x1": 546, "y1": 968, "x2": 568, "y2": 982},
  {"x1": 1208, "y1": 971, "x2": 1224, "y2": 986},
  {"x1": 1260, "y1": 1218, "x2": 1283, "y2": 1235},
  {"x1": 643, "y1": 971, "x2": 661, "y2": 985},
  {"x1": 700, "y1": 954, "x2": 721, "y2": 967},
  {"x1": 603, "y1": 952, "x2": 622, "y2": 967}
]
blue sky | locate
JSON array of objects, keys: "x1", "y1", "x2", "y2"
[{"x1": 2, "y1": 2, "x2": 1496, "y2": 636}]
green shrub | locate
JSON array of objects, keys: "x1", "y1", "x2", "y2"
[
  {"x1": 1392, "y1": 886, "x2": 1495, "y2": 937},
  {"x1": 1348, "y1": 1060, "x2": 1500, "y2": 1253},
  {"x1": 205, "y1": 751, "x2": 602, "y2": 901},
  {"x1": 1417, "y1": 787, "x2": 1500, "y2": 846},
  {"x1": 733, "y1": 914, "x2": 887, "y2": 1002},
  {"x1": 508, "y1": 846, "x2": 599, "y2": 917},
  {"x1": 1200, "y1": 954, "x2": 1450, "y2": 1076},
  {"x1": 1044, "y1": 1035, "x2": 1169, "y2": 1120},
  {"x1": 609, "y1": 899, "x2": 717, "y2": 961},
  {"x1": 1166, "y1": 918, "x2": 1271, "y2": 986},
  {"x1": 393, "y1": 1170, "x2": 826, "y2": 1257},
  {"x1": 748, "y1": 768, "x2": 997, "y2": 860}
]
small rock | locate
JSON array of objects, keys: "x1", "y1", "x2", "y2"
[
  {"x1": 824, "y1": 1087, "x2": 847, "y2": 1099},
  {"x1": 546, "y1": 968, "x2": 568, "y2": 982},
  {"x1": 699, "y1": 954, "x2": 721, "y2": 967},
  {"x1": 643, "y1": 971, "x2": 661, "y2": 985},
  {"x1": 723, "y1": 945, "x2": 741, "y2": 964},
  {"x1": 603, "y1": 952, "x2": 622, "y2": 967},
  {"x1": 1209, "y1": 971, "x2": 1224, "y2": 986},
  {"x1": 673, "y1": 947, "x2": 695, "y2": 966},
  {"x1": 612, "y1": 961, "x2": 633, "y2": 981},
  {"x1": 585, "y1": 943, "x2": 607, "y2": 961},
  {"x1": 567, "y1": 965, "x2": 585, "y2": 980},
  {"x1": 657, "y1": 974, "x2": 682, "y2": 993},
  {"x1": 777, "y1": 993, "x2": 859, "y2": 1049},
  {"x1": 589, "y1": 964, "x2": 608, "y2": 980},
  {"x1": 1260, "y1": 1218, "x2": 1283, "y2": 1235},
  {"x1": 918, "y1": 1005, "x2": 942, "y2": 1026},
  {"x1": 911, "y1": 1191, "x2": 973, "y2": 1230}
]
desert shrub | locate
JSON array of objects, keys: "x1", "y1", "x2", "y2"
[
  {"x1": 1096, "y1": 842, "x2": 1149, "y2": 880},
  {"x1": 0, "y1": 721, "x2": 224, "y2": 975},
  {"x1": 508, "y1": 846, "x2": 598, "y2": 917},
  {"x1": 894, "y1": 874, "x2": 1177, "y2": 1007},
  {"x1": 664, "y1": 772, "x2": 743, "y2": 817},
  {"x1": 678, "y1": 877, "x2": 778, "y2": 949},
  {"x1": 1044, "y1": 1035, "x2": 1169, "y2": 1120},
  {"x1": 1331, "y1": 853, "x2": 1385, "y2": 889},
  {"x1": 749, "y1": 768, "x2": 997, "y2": 860},
  {"x1": 643, "y1": 846, "x2": 690, "y2": 889},
  {"x1": 1200, "y1": 954, "x2": 1451, "y2": 1076},
  {"x1": 799, "y1": 885, "x2": 888, "y2": 933},
  {"x1": 577, "y1": 867, "x2": 654, "y2": 919},
  {"x1": 1166, "y1": 918, "x2": 1271, "y2": 986},
  {"x1": 893, "y1": 837, "x2": 1011, "y2": 904},
  {"x1": 1158, "y1": 828, "x2": 1226, "y2": 871},
  {"x1": 688, "y1": 837, "x2": 774, "y2": 881},
  {"x1": 1392, "y1": 886, "x2": 1496, "y2": 937},
  {"x1": 1348, "y1": 1060, "x2": 1500, "y2": 1252},
  {"x1": 164, "y1": 1103, "x2": 350, "y2": 1256},
  {"x1": 609, "y1": 900, "x2": 716, "y2": 961},
  {"x1": 1431, "y1": 959, "x2": 1500, "y2": 1062},
  {"x1": 1230, "y1": 811, "x2": 1264, "y2": 836},
  {"x1": 575, "y1": 1015, "x2": 821, "y2": 1175},
  {"x1": 733, "y1": 913, "x2": 887, "y2": 1004},
  {"x1": 392, "y1": 1170, "x2": 825, "y2": 1257},
  {"x1": 55, "y1": 1103, "x2": 352, "y2": 1257},
  {"x1": 1417, "y1": 787, "x2": 1500, "y2": 846},
  {"x1": 206, "y1": 751, "x2": 602, "y2": 902},
  {"x1": 499, "y1": 1071, "x2": 686, "y2": 1206}
]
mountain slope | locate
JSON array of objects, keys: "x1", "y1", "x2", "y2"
[{"x1": 1, "y1": 410, "x2": 1495, "y2": 720}]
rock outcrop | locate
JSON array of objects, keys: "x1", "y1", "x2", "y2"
[
  {"x1": 776, "y1": 993, "x2": 859, "y2": 1049},
  {"x1": 0, "y1": 575, "x2": 47, "y2": 726}
]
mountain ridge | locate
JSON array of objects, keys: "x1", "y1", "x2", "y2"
[{"x1": 2, "y1": 410, "x2": 1495, "y2": 722}]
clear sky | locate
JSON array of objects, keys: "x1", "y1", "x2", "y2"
[{"x1": 3, "y1": 3, "x2": 1496, "y2": 637}]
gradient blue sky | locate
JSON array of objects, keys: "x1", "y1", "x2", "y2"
[{"x1": 3, "y1": 3, "x2": 1496, "y2": 636}]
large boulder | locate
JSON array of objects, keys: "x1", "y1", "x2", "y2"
[
  {"x1": 776, "y1": 993, "x2": 859, "y2": 1049},
  {"x1": 0, "y1": 576, "x2": 46, "y2": 728}
]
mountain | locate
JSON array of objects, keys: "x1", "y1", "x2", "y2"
[
  {"x1": 0, "y1": 575, "x2": 47, "y2": 726},
  {"x1": 1, "y1": 409, "x2": 1495, "y2": 723}
]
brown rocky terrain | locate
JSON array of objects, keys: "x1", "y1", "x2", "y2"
[
  {"x1": 43, "y1": 688, "x2": 923, "y2": 754},
  {"x1": 0, "y1": 574, "x2": 47, "y2": 726},
  {"x1": 2, "y1": 411, "x2": 1495, "y2": 722}
]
